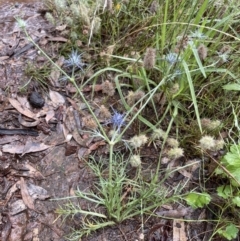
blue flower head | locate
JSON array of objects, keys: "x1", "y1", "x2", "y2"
[
  {"x1": 165, "y1": 53, "x2": 179, "y2": 65},
  {"x1": 189, "y1": 30, "x2": 207, "y2": 39},
  {"x1": 64, "y1": 50, "x2": 86, "y2": 71},
  {"x1": 105, "y1": 107, "x2": 126, "y2": 131}
]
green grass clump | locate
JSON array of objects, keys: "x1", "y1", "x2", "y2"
[{"x1": 16, "y1": 0, "x2": 240, "y2": 239}]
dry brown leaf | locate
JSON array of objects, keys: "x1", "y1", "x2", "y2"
[
  {"x1": 49, "y1": 90, "x2": 65, "y2": 105},
  {"x1": 20, "y1": 177, "x2": 35, "y2": 210},
  {"x1": 21, "y1": 141, "x2": 51, "y2": 156},
  {"x1": 2, "y1": 143, "x2": 25, "y2": 154},
  {"x1": 173, "y1": 220, "x2": 187, "y2": 241},
  {"x1": 18, "y1": 114, "x2": 40, "y2": 127},
  {"x1": 55, "y1": 25, "x2": 67, "y2": 31},
  {"x1": 45, "y1": 110, "x2": 55, "y2": 123},
  {"x1": 9, "y1": 98, "x2": 37, "y2": 120},
  {"x1": 49, "y1": 57, "x2": 65, "y2": 86},
  {"x1": 20, "y1": 163, "x2": 45, "y2": 179},
  {"x1": 5, "y1": 181, "x2": 20, "y2": 204},
  {"x1": 65, "y1": 107, "x2": 76, "y2": 132},
  {"x1": 89, "y1": 140, "x2": 106, "y2": 151},
  {"x1": 27, "y1": 183, "x2": 49, "y2": 200},
  {"x1": 48, "y1": 36, "x2": 68, "y2": 42}
]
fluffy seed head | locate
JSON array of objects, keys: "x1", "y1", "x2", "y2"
[
  {"x1": 129, "y1": 134, "x2": 148, "y2": 149},
  {"x1": 198, "y1": 44, "x2": 208, "y2": 60},
  {"x1": 201, "y1": 118, "x2": 221, "y2": 130},
  {"x1": 151, "y1": 128, "x2": 167, "y2": 140},
  {"x1": 166, "y1": 138, "x2": 179, "y2": 148},
  {"x1": 101, "y1": 80, "x2": 115, "y2": 96},
  {"x1": 167, "y1": 147, "x2": 184, "y2": 159},
  {"x1": 214, "y1": 139, "x2": 225, "y2": 151},
  {"x1": 199, "y1": 135, "x2": 216, "y2": 150},
  {"x1": 143, "y1": 48, "x2": 156, "y2": 70},
  {"x1": 129, "y1": 155, "x2": 141, "y2": 167}
]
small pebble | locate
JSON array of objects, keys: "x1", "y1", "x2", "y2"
[{"x1": 28, "y1": 92, "x2": 45, "y2": 108}]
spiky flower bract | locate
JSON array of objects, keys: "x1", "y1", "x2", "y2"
[
  {"x1": 143, "y1": 47, "x2": 156, "y2": 70},
  {"x1": 129, "y1": 155, "x2": 141, "y2": 167},
  {"x1": 165, "y1": 52, "x2": 179, "y2": 65},
  {"x1": 129, "y1": 134, "x2": 148, "y2": 149},
  {"x1": 199, "y1": 135, "x2": 216, "y2": 150},
  {"x1": 167, "y1": 147, "x2": 184, "y2": 159},
  {"x1": 64, "y1": 50, "x2": 86, "y2": 71}
]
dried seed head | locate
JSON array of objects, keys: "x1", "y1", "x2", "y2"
[
  {"x1": 149, "y1": 0, "x2": 159, "y2": 14},
  {"x1": 45, "y1": 12, "x2": 55, "y2": 25},
  {"x1": 143, "y1": 47, "x2": 156, "y2": 70},
  {"x1": 107, "y1": 0, "x2": 113, "y2": 12},
  {"x1": 101, "y1": 80, "x2": 115, "y2": 96},
  {"x1": 54, "y1": 0, "x2": 66, "y2": 12},
  {"x1": 82, "y1": 116, "x2": 97, "y2": 130},
  {"x1": 129, "y1": 134, "x2": 148, "y2": 149},
  {"x1": 66, "y1": 16, "x2": 73, "y2": 26},
  {"x1": 214, "y1": 139, "x2": 225, "y2": 151},
  {"x1": 199, "y1": 135, "x2": 216, "y2": 150},
  {"x1": 219, "y1": 45, "x2": 231, "y2": 54},
  {"x1": 166, "y1": 138, "x2": 179, "y2": 148},
  {"x1": 198, "y1": 44, "x2": 208, "y2": 60},
  {"x1": 151, "y1": 128, "x2": 167, "y2": 140},
  {"x1": 92, "y1": 17, "x2": 101, "y2": 34},
  {"x1": 129, "y1": 155, "x2": 141, "y2": 167},
  {"x1": 167, "y1": 147, "x2": 184, "y2": 159},
  {"x1": 169, "y1": 83, "x2": 180, "y2": 95},
  {"x1": 126, "y1": 90, "x2": 145, "y2": 106},
  {"x1": 99, "y1": 105, "x2": 111, "y2": 119},
  {"x1": 71, "y1": 3, "x2": 91, "y2": 26},
  {"x1": 201, "y1": 118, "x2": 221, "y2": 130}
]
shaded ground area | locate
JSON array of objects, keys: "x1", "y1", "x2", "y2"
[{"x1": 0, "y1": 2, "x2": 232, "y2": 241}]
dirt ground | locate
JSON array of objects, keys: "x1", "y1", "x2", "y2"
[{"x1": 0, "y1": 1, "x2": 234, "y2": 241}]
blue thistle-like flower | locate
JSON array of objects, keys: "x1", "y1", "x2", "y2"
[
  {"x1": 217, "y1": 52, "x2": 229, "y2": 63},
  {"x1": 189, "y1": 30, "x2": 207, "y2": 39},
  {"x1": 105, "y1": 108, "x2": 126, "y2": 131},
  {"x1": 165, "y1": 53, "x2": 179, "y2": 65},
  {"x1": 64, "y1": 50, "x2": 86, "y2": 71}
]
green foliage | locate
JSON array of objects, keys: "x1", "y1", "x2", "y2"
[
  {"x1": 217, "y1": 224, "x2": 239, "y2": 240},
  {"x1": 216, "y1": 144, "x2": 240, "y2": 185},
  {"x1": 184, "y1": 192, "x2": 211, "y2": 208}
]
